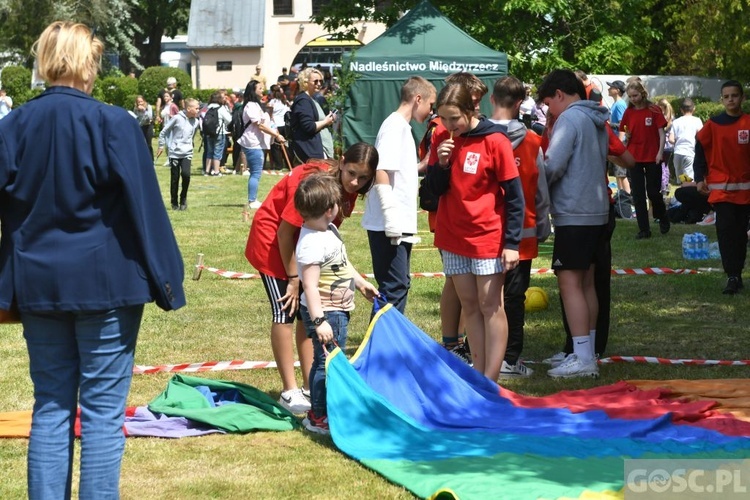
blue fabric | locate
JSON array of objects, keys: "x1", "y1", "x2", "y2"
[
  {"x1": 0, "y1": 86, "x2": 185, "y2": 312},
  {"x1": 23, "y1": 305, "x2": 143, "y2": 500},
  {"x1": 204, "y1": 133, "x2": 226, "y2": 160}
]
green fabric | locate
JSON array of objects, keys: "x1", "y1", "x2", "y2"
[
  {"x1": 147, "y1": 374, "x2": 299, "y2": 432},
  {"x1": 343, "y1": 0, "x2": 507, "y2": 148}
]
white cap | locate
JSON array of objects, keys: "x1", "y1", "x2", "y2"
[{"x1": 166, "y1": 77, "x2": 177, "y2": 85}]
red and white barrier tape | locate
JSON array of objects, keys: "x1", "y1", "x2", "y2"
[
  {"x1": 133, "y1": 359, "x2": 299, "y2": 375},
  {"x1": 195, "y1": 265, "x2": 718, "y2": 280},
  {"x1": 598, "y1": 356, "x2": 750, "y2": 366},
  {"x1": 133, "y1": 355, "x2": 750, "y2": 375}
]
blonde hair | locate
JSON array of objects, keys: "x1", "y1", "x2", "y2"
[
  {"x1": 32, "y1": 21, "x2": 103, "y2": 85},
  {"x1": 298, "y1": 68, "x2": 323, "y2": 88},
  {"x1": 658, "y1": 98, "x2": 674, "y2": 124}
]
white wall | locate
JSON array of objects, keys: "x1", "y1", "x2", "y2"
[{"x1": 589, "y1": 74, "x2": 726, "y2": 108}]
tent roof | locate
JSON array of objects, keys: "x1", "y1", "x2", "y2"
[{"x1": 349, "y1": 0, "x2": 507, "y2": 80}]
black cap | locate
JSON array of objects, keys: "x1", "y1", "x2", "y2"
[{"x1": 607, "y1": 80, "x2": 626, "y2": 94}]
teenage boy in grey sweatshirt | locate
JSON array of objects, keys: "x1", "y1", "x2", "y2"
[
  {"x1": 537, "y1": 69, "x2": 609, "y2": 378},
  {"x1": 157, "y1": 98, "x2": 200, "y2": 210}
]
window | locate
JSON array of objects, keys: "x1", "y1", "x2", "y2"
[
  {"x1": 273, "y1": 0, "x2": 292, "y2": 15},
  {"x1": 216, "y1": 61, "x2": 232, "y2": 71},
  {"x1": 311, "y1": 0, "x2": 330, "y2": 16}
]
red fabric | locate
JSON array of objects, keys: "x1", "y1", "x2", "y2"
[
  {"x1": 430, "y1": 128, "x2": 519, "y2": 259},
  {"x1": 697, "y1": 114, "x2": 750, "y2": 204},
  {"x1": 621, "y1": 104, "x2": 667, "y2": 162},
  {"x1": 245, "y1": 163, "x2": 357, "y2": 278},
  {"x1": 514, "y1": 133, "x2": 543, "y2": 260}
]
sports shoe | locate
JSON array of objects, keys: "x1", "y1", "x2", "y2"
[
  {"x1": 242, "y1": 170, "x2": 250, "y2": 176},
  {"x1": 248, "y1": 200, "x2": 262, "y2": 210},
  {"x1": 723, "y1": 276, "x2": 743, "y2": 295},
  {"x1": 499, "y1": 360, "x2": 534, "y2": 378},
  {"x1": 547, "y1": 354, "x2": 599, "y2": 379},
  {"x1": 697, "y1": 212, "x2": 716, "y2": 226},
  {"x1": 542, "y1": 351, "x2": 568, "y2": 368},
  {"x1": 301, "y1": 387, "x2": 311, "y2": 401},
  {"x1": 302, "y1": 410, "x2": 330, "y2": 435},
  {"x1": 448, "y1": 343, "x2": 472, "y2": 366},
  {"x1": 278, "y1": 388, "x2": 311, "y2": 414}
]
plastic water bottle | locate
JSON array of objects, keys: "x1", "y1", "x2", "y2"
[
  {"x1": 698, "y1": 233, "x2": 710, "y2": 259},
  {"x1": 682, "y1": 234, "x2": 693, "y2": 260},
  {"x1": 709, "y1": 242, "x2": 720, "y2": 259}
]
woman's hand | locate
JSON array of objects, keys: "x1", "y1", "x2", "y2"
[{"x1": 275, "y1": 134, "x2": 286, "y2": 144}]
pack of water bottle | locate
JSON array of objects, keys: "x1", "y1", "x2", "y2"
[{"x1": 682, "y1": 232, "x2": 710, "y2": 260}]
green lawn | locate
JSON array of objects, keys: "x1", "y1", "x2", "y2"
[{"x1": 1, "y1": 156, "x2": 748, "y2": 499}]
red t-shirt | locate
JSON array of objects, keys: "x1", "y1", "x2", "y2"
[
  {"x1": 245, "y1": 163, "x2": 357, "y2": 278},
  {"x1": 429, "y1": 129, "x2": 519, "y2": 259},
  {"x1": 620, "y1": 104, "x2": 667, "y2": 162}
]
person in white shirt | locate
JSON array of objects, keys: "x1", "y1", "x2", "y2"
[
  {"x1": 669, "y1": 98, "x2": 703, "y2": 181},
  {"x1": 361, "y1": 76, "x2": 436, "y2": 315},
  {"x1": 0, "y1": 89, "x2": 13, "y2": 120}
]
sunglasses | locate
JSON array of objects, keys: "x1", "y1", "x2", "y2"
[{"x1": 312, "y1": 79, "x2": 323, "y2": 85}]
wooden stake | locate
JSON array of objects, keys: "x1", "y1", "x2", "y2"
[{"x1": 192, "y1": 253, "x2": 205, "y2": 280}]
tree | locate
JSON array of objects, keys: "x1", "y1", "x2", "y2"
[
  {"x1": 311, "y1": 0, "x2": 666, "y2": 83},
  {"x1": 129, "y1": 0, "x2": 191, "y2": 71},
  {"x1": 663, "y1": 0, "x2": 750, "y2": 82}
]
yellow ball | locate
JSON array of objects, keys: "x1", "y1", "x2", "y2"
[{"x1": 524, "y1": 286, "x2": 549, "y2": 312}]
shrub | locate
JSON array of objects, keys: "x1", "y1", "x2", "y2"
[
  {"x1": 95, "y1": 75, "x2": 140, "y2": 109},
  {"x1": 183, "y1": 88, "x2": 217, "y2": 105},
  {"x1": 138, "y1": 66, "x2": 192, "y2": 104},
  {"x1": 0, "y1": 65, "x2": 36, "y2": 106}
]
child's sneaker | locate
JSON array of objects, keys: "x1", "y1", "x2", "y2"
[
  {"x1": 499, "y1": 360, "x2": 534, "y2": 378},
  {"x1": 302, "y1": 410, "x2": 330, "y2": 435},
  {"x1": 542, "y1": 351, "x2": 568, "y2": 367},
  {"x1": 547, "y1": 354, "x2": 599, "y2": 379},
  {"x1": 278, "y1": 388, "x2": 311, "y2": 414},
  {"x1": 447, "y1": 343, "x2": 472, "y2": 366}
]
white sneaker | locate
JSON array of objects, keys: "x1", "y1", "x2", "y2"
[
  {"x1": 542, "y1": 351, "x2": 568, "y2": 367},
  {"x1": 278, "y1": 388, "x2": 311, "y2": 414},
  {"x1": 301, "y1": 388, "x2": 311, "y2": 401},
  {"x1": 242, "y1": 170, "x2": 250, "y2": 176},
  {"x1": 697, "y1": 212, "x2": 716, "y2": 225},
  {"x1": 547, "y1": 354, "x2": 599, "y2": 379},
  {"x1": 248, "y1": 200, "x2": 262, "y2": 210},
  {"x1": 499, "y1": 360, "x2": 534, "y2": 378}
]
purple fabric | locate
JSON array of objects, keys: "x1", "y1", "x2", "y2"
[{"x1": 124, "y1": 407, "x2": 225, "y2": 438}]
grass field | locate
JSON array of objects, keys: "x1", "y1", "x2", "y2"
[{"x1": 1, "y1": 155, "x2": 748, "y2": 499}]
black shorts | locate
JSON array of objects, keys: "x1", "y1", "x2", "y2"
[
  {"x1": 260, "y1": 273, "x2": 301, "y2": 324},
  {"x1": 552, "y1": 224, "x2": 608, "y2": 270}
]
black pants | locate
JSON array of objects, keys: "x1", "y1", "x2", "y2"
[
  {"x1": 503, "y1": 259, "x2": 532, "y2": 365},
  {"x1": 220, "y1": 135, "x2": 231, "y2": 167},
  {"x1": 714, "y1": 202, "x2": 750, "y2": 277},
  {"x1": 140, "y1": 124, "x2": 154, "y2": 159},
  {"x1": 673, "y1": 186, "x2": 711, "y2": 223},
  {"x1": 169, "y1": 157, "x2": 191, "y2": 206},
  {"x1": 561, "y1": 205, "x2": 616, "y2": 357},
  {"x1": 628, "y1": 162, "x2": 667, "y2": 232}
]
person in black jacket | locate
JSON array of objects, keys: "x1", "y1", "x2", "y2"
[
  {"x1": 290, "y1": 67, "x2": 335, "y2": 164},
  {"x1": 0, "y1": 22, "x2": 185, "y2": 499}
]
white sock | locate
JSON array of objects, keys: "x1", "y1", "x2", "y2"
[
  {"x1": 589, "y1": 329, "x2": 597, "y2": 355},
  {"x1": 573, "y1": 336, "x2": 593, "y2": 361}
]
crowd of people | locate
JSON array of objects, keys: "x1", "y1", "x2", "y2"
[{"x1": 2, "y1": 19, "x2": 749, "y2": 497}]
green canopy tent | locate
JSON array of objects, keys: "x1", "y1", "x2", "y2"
[{"x1": 342, "y1": 0, "x2": 508, "y2": 148}]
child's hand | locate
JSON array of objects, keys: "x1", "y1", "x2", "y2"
[
  {"x1": 358, "y1": 281, "x2": 380, "y2": 303},
  {"x1": 502, "y1": 248, "x2": 519, "y2": 272},
  {"x1": 316, "y1": 321, "x2": 334, "y2": 345},
  {"x1": 437, "y1": 137, "x2": 455, "y2": 167}
]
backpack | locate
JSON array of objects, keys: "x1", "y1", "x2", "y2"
[
  {"x1": 202, "y1": 106, "x2": 220, "y2": 138},
  {"x1": 230, "y1": 104, "x2": 248, "y2": 140}
]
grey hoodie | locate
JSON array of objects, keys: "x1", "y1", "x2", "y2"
[
  {"x1": 544, "y1": 100, "x2": 610, "y2": 226},
  {"x1": 489, "y1": 119, "x2": 552, "y2": 244},
  {"x1": 158, "y1": 111, "x2": 199, "y2": 159}
]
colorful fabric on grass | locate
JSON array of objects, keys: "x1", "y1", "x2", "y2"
[
  {"x1": 1, "y1": 374, "x2": 298, "y2": 438},
  {"x1": 325, "y1": 304, "x2": 750, "y2": 500}
]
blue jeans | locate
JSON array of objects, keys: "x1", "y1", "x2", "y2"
[
  {"x1": 243, "y1": 147, "x2": 265, "y2": 202},
  {"x1": 367, "y1": 230, "x2": 412, "y2": 316},
  {"x1": 205, "y1": 134, "x2": 226, "y2": 161},
  {"x1": 299, "y1": 305, "x2": 349, "y2": 416},
  {"x1": 22, "y1": 305, "x2": 144, "y2": 500}
]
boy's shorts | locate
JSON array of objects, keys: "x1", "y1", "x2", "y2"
[
  {"x1": 442, "y1": 250, "x2": 503, "y2": 276},
  {"x1": 551, "y1": 224, "x2": 608, "y2": 271},
  {"x1": 205, "y1": 134, "x2": 226, "y2": 161}
]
